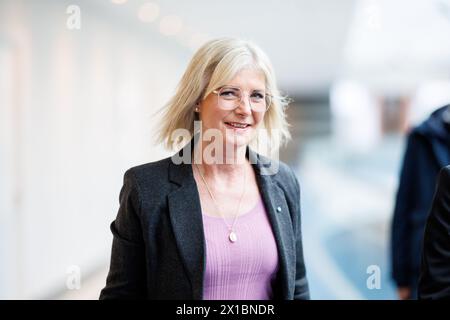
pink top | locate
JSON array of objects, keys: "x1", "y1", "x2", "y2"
[{"x1": 201, "y1": 197, "x2": 279, "y2": 300}]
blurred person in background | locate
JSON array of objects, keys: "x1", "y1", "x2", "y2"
[
  {"x1": 99, "y1": 38, "x2": 309, "y2": 300},
  {"x1": 419, "y1": 165, "x2": 450, "y2": 299},
  {"x1": 391, "y1": 104, "x2": 450, "y2": 299}
]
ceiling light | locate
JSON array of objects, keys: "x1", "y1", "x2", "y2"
[
  {"x1": 159, "y1": 15, "x2": 183, "y2": 36},
  {"x1": 138, "y1": 2, "x2": 160, "y2": 23}
]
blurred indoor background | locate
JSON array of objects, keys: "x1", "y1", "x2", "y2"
[{"x1": 1, "y1": 0, "x2": 450, "y2": 299}]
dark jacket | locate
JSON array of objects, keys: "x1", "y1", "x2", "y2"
[
  {"x1": 100, "y1": 140, "x2": 310, "y2": 300},
  {"x1": 419, "y1": 165, "x2": 450, "y2": 299},
  {"x1": 391, "y1": 105, "x2": 450, "y2": 287}
]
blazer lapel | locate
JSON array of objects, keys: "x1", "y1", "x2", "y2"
[
  {"x1": 167, "y1": 143, "x2": 205, "y2": 300},
  {"x1": 250, "y1": 149, "x2": 296, "y2": 299}
]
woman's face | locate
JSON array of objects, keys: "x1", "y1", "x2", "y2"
[{"x1": 197, "y1": 68, "x2": 267, "y2": 150}]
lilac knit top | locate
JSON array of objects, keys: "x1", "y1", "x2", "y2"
[{"x1": 201, "y1": 197, "x2": 279, "y2": 300}]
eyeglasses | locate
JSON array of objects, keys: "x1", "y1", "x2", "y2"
[{"x1": 212, "y1": 86, "x2": 272, "y2": 112}]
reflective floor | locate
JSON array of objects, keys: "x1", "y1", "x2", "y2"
[{"x1": 299, "y1": 136, "x2": 401, "y2": 299}]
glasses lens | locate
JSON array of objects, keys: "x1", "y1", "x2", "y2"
[
  {"x1": 218, "y1": 87, "x2": 240, "y2": 110},
  {"x1": 217, "y1": 87, "x2": 270, "y2": 112},
  {"x1": 249, "y1": 92, "x2": 268, "y2": 112}
]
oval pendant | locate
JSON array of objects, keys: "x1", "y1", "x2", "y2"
[{"x1": 229, "y1": 231, "x2": 237, "y2": 243}]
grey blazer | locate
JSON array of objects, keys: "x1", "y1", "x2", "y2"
[{"x1": 100, "y1": 140, "x2": 309, "y2": 300}]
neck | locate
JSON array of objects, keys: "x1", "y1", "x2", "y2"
[{"x1": 193, "y1": 141, "x2": 249, "y2": 183}]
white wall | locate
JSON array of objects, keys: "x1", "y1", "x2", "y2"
[{"x1": 0, "y1": 0, "x2": 187, "y2": 299}]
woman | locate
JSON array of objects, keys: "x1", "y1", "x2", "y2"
[{"x1": 99, "y1": 38, "x2": 309, "y2": 300}]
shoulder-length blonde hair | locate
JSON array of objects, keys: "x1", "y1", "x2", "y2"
[{"x1": 155, "y1": 37, "x2": 292, "y2": 155}]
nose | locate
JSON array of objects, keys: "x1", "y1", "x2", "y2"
[{"x1": 235, "y1": 93, "x2": 252, "y2": 115}]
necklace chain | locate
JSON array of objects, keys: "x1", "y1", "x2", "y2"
[{"x1": 195, "y1": 163, "x2": 247, "y2": 237}]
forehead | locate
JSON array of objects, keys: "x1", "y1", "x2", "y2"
[{"x1": 226, "y1": 68, "x2": 266, "y2": 90}]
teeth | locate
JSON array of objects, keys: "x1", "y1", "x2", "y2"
[{"x1": 227, "y1": 122, "x2": 248, "y2": 128}]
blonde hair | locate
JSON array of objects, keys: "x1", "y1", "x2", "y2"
[{"x1": 155, "y1": 37, "x2": 292, "y2": 154}]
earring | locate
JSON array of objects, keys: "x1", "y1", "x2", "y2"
[{"x1": 195, "y1": 106, "x2": 199, "y2": 112}]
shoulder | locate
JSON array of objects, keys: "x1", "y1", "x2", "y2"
[
  {"x1": 408, "y1": 127, "x2": 428, "y2": 142},
  {"x1": 442, "y1": 165, "x2": 450, "y2": 175},
  {"x1": 438, "y1": 165, "x2": 450, "y2": 188},
  {"x1": 122, "y1": 155, "x2": 174, "y2": 193},
  {"x1": 257, "y1": 153, "x2": 300, "y2": 195},
  {"x1": 277, "y1": 161, "x2": 299, "y2": 190}
]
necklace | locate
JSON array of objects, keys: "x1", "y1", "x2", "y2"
[{"x1": 195, "y1": 163, "x2": 247, "y2": 243}]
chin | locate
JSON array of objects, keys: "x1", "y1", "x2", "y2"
[{"x1": 224, "y1": 131, "x2": 252, "y2": 149}]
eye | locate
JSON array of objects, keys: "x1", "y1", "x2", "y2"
[
  {"x1": 220, "y1": 89, "x2": 240, "y2": 98},
  {"x1": 251, "y1": 92, "x2": 264, "y2": 99},
  {"x1": 221, "y1": 91, "x2": 237, "y2": 96}
]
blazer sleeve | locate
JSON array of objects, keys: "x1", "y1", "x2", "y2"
[
  {"x1": 288, "y1": 167, "x2": 310, "y2": 300},
  {"x1": 418, "y1": 166, "x2": 450, "y2": 299},
  {"x1": 99, "y1": 169, "x2": 147, "y2": 299}
]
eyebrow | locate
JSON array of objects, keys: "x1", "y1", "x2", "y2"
[{"x1": 223, "y1": 85, "x2": 266, "y2": 92}]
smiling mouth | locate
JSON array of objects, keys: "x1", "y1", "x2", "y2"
[{"x1": 224, "y1": 122, "x2": 251, "y2": 129}]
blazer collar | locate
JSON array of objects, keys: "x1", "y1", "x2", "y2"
[
  {"x1": 167, "y1": 138, "x2": 295, "y2": 299},
  {"x1": 168, "y1": 136, "x2": 274, "y2": 186}
]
